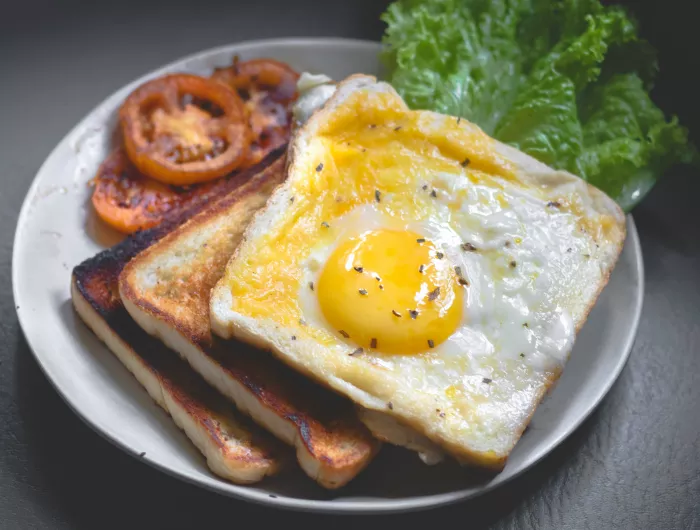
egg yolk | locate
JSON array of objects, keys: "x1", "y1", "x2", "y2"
[{"x1": 317, "y1": 229, "x2": 464, "y2": 354}]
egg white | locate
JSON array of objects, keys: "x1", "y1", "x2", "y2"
[{"x1": 298, "y1": 169, "x2": 576, "y2": 386}]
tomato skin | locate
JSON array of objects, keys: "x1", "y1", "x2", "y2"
[
  {"x1": 212, "y1": 58, "x2": 300, "y2": 104},
  {"x1": 120, "y1": 74, "x2": 251, "y2": 186},
  {"x1": 212, "y1": 58, "x2": 299, "y2": 165},
  {"x1": 91, "y1": 149, "x2": 188, "y2": 233}
]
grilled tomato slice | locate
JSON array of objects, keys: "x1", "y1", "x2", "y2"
[
  {"x1": 212, "y1": 58, "x2": 299, "y2": 164},
  {"x1": 120, "y1": 74, "x2": 250, "y2": 186},
  {"x1": 91, "y1": 148, "x2": 197, "y2": 233}
]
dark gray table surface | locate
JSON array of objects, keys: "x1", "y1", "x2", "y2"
[{"x1": 1, "y1": 1, "x2": 698, "y2": 528}]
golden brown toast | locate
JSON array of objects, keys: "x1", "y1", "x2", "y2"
[
  {"x1": 119, "y1": 154, "x2": 379, "y2": 489},
  {"x1": 71, "y1": 151, "x2": 292, "y2": 483},
  {"x1": 210, "y1": 75, "x2": 626, "y2": 470}
]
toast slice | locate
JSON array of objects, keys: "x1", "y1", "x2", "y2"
[
  {"x1": 210, "y1": 75, "x2": 627, "y2": 470},
  {"x1": 294, "y1": 74, "x2": 452, "y2": 465},
  {"x1": 71, "y1": 150, "x2": 290, "y2": 483},
  {"x1": 119, "y1": 155, "x2": 379, "y2": 489}
]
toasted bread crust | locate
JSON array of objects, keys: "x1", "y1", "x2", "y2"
[
  {"x1": 119, "y1": 154, "x2": 379, "y2": 488},
  {"x1": 210, "y1": 75, "x2": 627, "y2": 470},
  {"x1": 71, "y1": 278, "x2": 285, "y2": 482},
  {"x1": 71, "y1": 150, "x2": 291, "y2": 483},
  {"x1": 119, "y1": 154, "x2": 289, "y2": 348}
]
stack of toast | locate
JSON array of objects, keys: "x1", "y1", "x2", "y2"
[{"x1": 72, "y1": 148, "x2": 379, "y2": 489}]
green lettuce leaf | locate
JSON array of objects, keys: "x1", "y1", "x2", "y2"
[{"x1": 381, "y1": 0, "x2": 695, "y2": 211}]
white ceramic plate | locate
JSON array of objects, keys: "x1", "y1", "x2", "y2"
[{"x1": 12, "y1": 38, "x2": 644, "y2": 514}]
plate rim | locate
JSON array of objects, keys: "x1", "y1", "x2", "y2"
[{"x1": 12, "y1": 37, "x2": 645, "y2": 514}]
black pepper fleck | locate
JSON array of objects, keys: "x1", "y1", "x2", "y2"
[
  {"x1": 321, "y1": 221, "x2": 330, "y2": 228},
  {"x1": 510, "y1": 261, "x2": 517, "y2": 268},
  {"x1": 483, "y1": 377, "x2": 493, "y2": 384},
  {"x1": 394, "y1": 126, "x2": 402, "y2": 131},
  {"x1": 315, "y1": 163, "x2": 323, "y2": 172},
  {"x1": 369, "y1": 124, "x2": 377, "y2": 129},
  {"x1": 427, "y1": 339, "x2": 435, "y2": 348},
  {"x1": 520, "y1": 353, "x2": 526, "y2": 358},
  {"x1": 375, "y1": 189, "x2": 381, "y2": 203},
  {"x1": 462, "y1": 242, "x2": 478, "y2": 252},
  {"x1": 370, "y1": 338, "x2": 377, "y2": 349},
  {"x1": 523, "y1": 322, "x2": 529, "y2": 328},
  {"x1": 290, "y1": 197, "x2": 294, "y2": 203},
  {"x1": 567, "y1": 248, "x2": 573, "y2": 253},
  {"x1": 547, "y1": 201, "x2": 561, "y2": 208},
  {"x1": 430, "y1": 189, "x2": 437, "y2": 198},
  {"x1": 409, "y1": 310, "x2": 419, "y2": 319},
  {"x1": 339, "y1": 330, "x2": 350, "y2": 338},
  {"x1": 439, "y1": 412, "x2": 446, "y2": 418},
  {"x1": 354, "y1": 266, "x2": 364, "y2": 273},
  {"x1": 460, "y1": 158, "x2": 471, "y2": 168},
  {"x1": 359, "y1": 289, "x2": 368, "y2": 296},
  {"x1": 308, "y1": 282, "x2": 314, "y2": 291},
  {"x1": 458, "y1": 278, "x2": 469, "y2": 286},
  {"x1": 416, "y1": 238, "x2": 426, "y2": 243},
  {"x1": 422, "y1": 184, "x2": 428, "y2": 191},
  {"x1": 392, "y1": 310, "x2": 402, "y2": 317},
  {"x1": 428, "y1": 287, "x2": 441, "y2": 301},
  {"x1": 419, "y1": 264, "x2": 425, "y2": 274},
  {"x1": 291, "y1": 335, "x2": 297, "y2": 341},
  {"x1": 505, "y1": 241, "x2": 511, "y2": 248},
  {"x1": 387, "y1": 402, "x2": 394, "y2": 410},
  {"x1": 379, "y1": 284, "x2": 384, "y2": 290},
  {"x1": 436, "y1": 251, "x2": 444, "y2": 259}
]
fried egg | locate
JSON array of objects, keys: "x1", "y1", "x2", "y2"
[{"x1": 211, "y1": 75, "x2": 626, "y2": 469}]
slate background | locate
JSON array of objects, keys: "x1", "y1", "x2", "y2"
[{"x1": 1, "y1": 0, "x2": 698, "y2": 528}]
